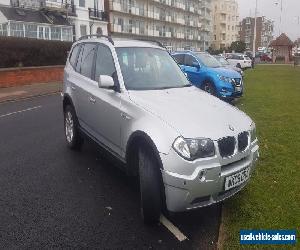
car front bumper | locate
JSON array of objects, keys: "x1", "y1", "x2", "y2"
[{"x1": 160, "y1": 139, "x2": 259, "y2": 212}]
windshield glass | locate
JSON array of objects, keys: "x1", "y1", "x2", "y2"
[
  {"x1": 116, "y1": 47, "x2": 190, "y2": 90},
  {"x1": 195, "y1": 53, "x2": 222, "y2": 68},
  {"x1": 215, "y1": 56, "x2": 230, "y2": 66}
]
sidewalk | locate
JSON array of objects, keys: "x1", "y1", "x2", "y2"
[{"x1": 0, "y1": 82, "x2": 61, "y2": 103}]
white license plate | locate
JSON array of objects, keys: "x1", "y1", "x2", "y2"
[
  {"x1": 224, "y1": 167, "x2": 250, "y2": 191},
  {"x1": 235, "y1": 86, "x2": 242, "y2": 92}
]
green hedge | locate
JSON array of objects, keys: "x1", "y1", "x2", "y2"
[{"x1": 0, "y1": 36, "x2": 72, "y2": 68}]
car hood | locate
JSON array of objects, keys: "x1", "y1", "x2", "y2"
[
  {"x1": 206, "y1": 67, "x2": 241, "y2": 78},
  {"x1": 128, "y1": 87, "x2": 252, "y2": 140}
]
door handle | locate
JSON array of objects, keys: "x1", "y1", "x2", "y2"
[
  {"x1": 71, "y1": 86, "x2": 76, "y2": 91},
  {"x1": 89, "y1": 96, "x2": 96, "y2": 104}
]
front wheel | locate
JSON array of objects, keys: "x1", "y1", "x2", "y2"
[
  {"x1": 139, "y1": 146, "x2": 162, "y2": 224},
  {"x1": 202, "y1": 81, "x2": 217, "y2": 96}
]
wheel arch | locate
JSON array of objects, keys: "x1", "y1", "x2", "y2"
[
  {"x1": 63, "y1": 94, "x2": 75, "y2": 112},
  {"x1": 125, "y1": 130, "x2": 167, "y2": 212},
  {"x1": 125, "y1": 130, "x2": 164, "y2": 176}
]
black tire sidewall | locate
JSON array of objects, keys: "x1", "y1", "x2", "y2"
[
  {"x1": 203, "y1": 81, "x2": 217, "y2": 96},
  {"x1": 139, "y1": 146, "x2": 162, "y2": 224}
]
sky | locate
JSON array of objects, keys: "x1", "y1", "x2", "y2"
[{"x1": 236, "y1": 0, "x2": 300, "y2": 41}]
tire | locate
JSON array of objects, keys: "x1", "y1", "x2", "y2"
[
  {"x1": 236, "y1": 63, "x2": 242, "y2": 69},
  {"x1": 139, "y1": 145, "x2": 162, "y2": 224},
  {"x1": 64, "y1": 105, "x2": 83, "y2": 150},
  {"x1": 202, "y1": 81, "x2": 217, "y2": 96}
]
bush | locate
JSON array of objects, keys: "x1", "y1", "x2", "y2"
[{"x1": 0, "y1": 36, "x2": 72, "y2": 68}]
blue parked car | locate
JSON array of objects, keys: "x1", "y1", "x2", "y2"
[{"x1": 172, "y1": 51, "x2": 243, "y2": 100}]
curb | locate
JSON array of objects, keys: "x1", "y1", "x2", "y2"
[{"x1": 217, "y1": 205, "x2": 225, "y2": 250}]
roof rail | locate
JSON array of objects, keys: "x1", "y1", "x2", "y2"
[{"x1": 78, "y1": 34, "x2": 114, "y2": 45}]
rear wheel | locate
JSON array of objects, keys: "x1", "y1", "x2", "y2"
[
  {"x1": 64, "y1": 105, "x2": 83, "y2": 150},
  {"x1": 139, "y1": 145, "x2": 162, "y2": 224},
  {"x1": 202, "y1": 81, "x2": 217, "y2": 96}
]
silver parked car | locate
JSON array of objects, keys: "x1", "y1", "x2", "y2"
[
  {"x1": 62, "y1": 35, "x2": 259, "y2": 224},
  {"x1": 214, "y1": 55, "x2": 244, "y2": 77}
]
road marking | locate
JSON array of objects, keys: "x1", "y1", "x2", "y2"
[
  {"x1": 0, "y1": 105, "x2": 42, "y2": 118},
  {"x1": 160, "y1": 214, "x2": 188, "y2": 242}
]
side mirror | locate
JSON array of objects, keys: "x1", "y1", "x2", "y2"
[
  {"x1": 98, "y1": 75, "x2": 114, "y2": 89},
  {"x1": 192, "y1": 62, "x2": 200, "y2": 70}
]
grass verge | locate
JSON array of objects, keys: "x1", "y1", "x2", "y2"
[{"x1": 221, "y1": 65, "x2": 300, "y2": 249}]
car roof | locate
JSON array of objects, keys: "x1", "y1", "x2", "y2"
[
  {"x1": 75, "y1": 37, "x2": 164, "y2": 50},
  {"x1": 172, "y1": 50, "x2": 207, "y2": 55}
]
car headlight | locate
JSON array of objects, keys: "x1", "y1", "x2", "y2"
[
  {"x1": 218, "y1": 75, "x2": 233, "y2": 83},
  {"x1": 173, "y1": 137, "x2": 215, "y2": 161},
  {"x1": 250, "y1": 122, "x2": 257, "y2": 142}
]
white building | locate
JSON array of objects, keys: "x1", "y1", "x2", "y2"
[
  {"x1": 0, "y1": 5, "x2": 73, "y2": 41},
  {"x1": 0, "y1": 0, "x2": 108, "y2": 41},
  {"x1": 212, "y1": 0, "x2": 239, "y2": 50},
  {"x1": 67, "y1": 0, "x2": 108, "y2": 40},
  {"x1": 106, "y1": 0, "x2": 213, "y2": 52}
]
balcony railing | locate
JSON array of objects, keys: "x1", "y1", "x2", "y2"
[
  {"x1": 40, "y1": 0, "x2": 77, "y2": 16},
  {"x1": 88, "y1": 8, "x2": 108, "y2": 21}
]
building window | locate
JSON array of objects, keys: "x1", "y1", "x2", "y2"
[
  {"x1": 38, "y1": 26, "x2": 50, "y2": 40},
  {"x1": 80, "y1": 25, "x2": 87, "y2": 36},
  {"x1": 10, "y1": 22, "x2": 24, "y2": 37},
  {"x1": 51, "y1": 26, "x2": 61, "y2": 40},
  {"x1": 62, "y1": 27, "x2": 72, "y2": 41},
  {"x1": 0, "y1": 23, "x2": 8, "y2": 36},
  {"x1": 79, "y1": 0, "x2": 85, "y2": 7},
  {"x1": 24, "y1": 24, "x2": 37, "y2": 38},
  {"x1": 96, "y1": 27, "x2": 102, "y2": 35}
]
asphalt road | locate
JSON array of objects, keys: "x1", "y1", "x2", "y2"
[{"x1": 0, "y1": 94, "x2": 221, "y2": 249}]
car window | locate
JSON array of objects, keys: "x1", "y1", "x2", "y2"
[
  {"x1": 172, "y1": 54, "x2": 184, "y2": 65},
  {"x1": 195, "y1": 53, "x2": 221, "y2": 68},
  {"x1": 95, "y1": 44, "x2": 116, "y2": 81},
  {"x1": 69, "y1": 45, "x2": 80, "y2": 68},
  {"x1": 116, "y1": 47, "x2": 190, "y2": 90},
  {"x1": 80, "y1": 43, "x2": 97, "y2": 79},
  {"x1": 185, "y1": 55, "x2": 198, "y2": 67},
  {"x1": 75, "y1": 45, "x2": 84, "y2": 73}
]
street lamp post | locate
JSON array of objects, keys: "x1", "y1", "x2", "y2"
[{"x1": 252, "y1": 0, "x2": 258, "y2": 57}]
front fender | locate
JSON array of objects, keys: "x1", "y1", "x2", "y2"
[{"x1": 120, "y1": 96, "x2": 180, "y2": 159}]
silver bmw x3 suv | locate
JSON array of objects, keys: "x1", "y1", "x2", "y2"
[{"x1": 62, "y1": 35, "x2": 259, "y2": 223}]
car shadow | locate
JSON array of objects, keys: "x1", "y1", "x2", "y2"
[{"x1": 78, "y1": 138, "x2": 221, "y2": 249}]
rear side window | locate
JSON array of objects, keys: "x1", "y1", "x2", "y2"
[
  {"x1": 80, "y1": 43, "x2": 97, "y2": 79},
  {"x1": 95, "y1": 44, "x2": 116, "y2": 80},
  {"x1": 173, "y1": 54, "x2": 184, "y2": 65},
  {"x1": 69, "y1": 45, "x2": 80, "y2": 68},
  {"x1": 75, "y1": 45, "x2": 84, "y2": 73}
]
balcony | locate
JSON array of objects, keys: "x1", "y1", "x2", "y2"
[
  {"x1": 40, "y1": 0, "x2": 76, "y2": 16},
  {"x1": 89, "y1": 9, "x2": 108, "y2": 21}
]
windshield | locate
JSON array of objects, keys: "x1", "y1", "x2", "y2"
[
  {"x1": 215, "y1": 56, "x2": 230, "y2": 66},
  {"x1": 116, "y1": 47, "x2": 190, "y2": 90},
  {"x1": 195, "y1": 53, "x2": 222, "y2": 68}
]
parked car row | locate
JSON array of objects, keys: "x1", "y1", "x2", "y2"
[
  {"x1": 63, "y1": 36, "x2": 259, "y2": 224},
  {"x1": 224, "y1": 53, "x2": 253, "y2": 69},
  {"x1": 172, "y1": 51, "x2": 244, "y2": 101}
]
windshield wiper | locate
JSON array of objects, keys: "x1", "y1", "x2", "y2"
[{"x1": 157, "y1": 84, "x2": 192, "y2": 90}]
